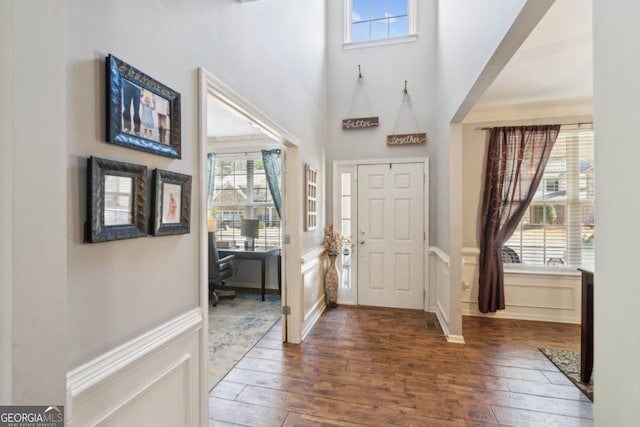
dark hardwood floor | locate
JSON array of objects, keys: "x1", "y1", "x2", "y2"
[{"x1": 209, "y1": 306, "x2": 592, "y2": 427}]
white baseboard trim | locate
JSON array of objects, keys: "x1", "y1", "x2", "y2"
[
  {"x1": 446, "y1": 335, "x2": 466, "y2": 344},
  {"x1": 462, "y1": 305, "x2": 580, "y2": 324},
  {"x1": 66, "y1": 308, "x2": 203, "y2": 426},
  {"x1": 302, "y1": 296, "x2": 325, "y2": 340}
]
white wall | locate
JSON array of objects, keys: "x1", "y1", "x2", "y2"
[
  {"x1": 593, "y1": 0, "x2": 640, "y2": 423},
  {"x1": 435, "y1": 0, "x2": 554, "y2": 338},
  {"x1": 4, "y1": 0, "x2": 68, "y2": 404},
  {"x1": 6, "y1": 0, "x2": 329, "y2": 419},
  {"x1": 326, "y1": 0, "x2": 436, "y2": 219},
  {"x1": 66, "y1": 0, "x2": 327, "y2": 368},
  {"x1": 0, "y1": 0, "x2": 14, "y2": 404},
  {"x1": 205, "y1": 0, "x2": 328, "y2": 254}
]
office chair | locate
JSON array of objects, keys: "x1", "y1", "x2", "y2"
[{"x1": 208, "y1": 232, "x2": 235, "y2": 306}]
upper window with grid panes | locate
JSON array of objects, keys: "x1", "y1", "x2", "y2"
[{"x1": 345, "y1": 0, "x2": 417, "y2": 48}]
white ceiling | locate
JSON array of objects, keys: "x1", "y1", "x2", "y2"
[
  {"x1": 475, "y1": 0, "x2": 593, "y2": 107},
  {"x1": 207, "y1": 94, "x2": 265, "y2": 138}
]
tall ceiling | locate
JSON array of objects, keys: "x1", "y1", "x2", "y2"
[
  {"x1": 207, "y1": 0, "x2": 593, "y2": 136},
  {"x1": 475, "y1": 0, "x2": 593, "y2": 107}
]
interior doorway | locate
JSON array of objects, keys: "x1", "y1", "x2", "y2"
[{"x1": 199, "y1": 68, "x2": 304, "y2": 393}]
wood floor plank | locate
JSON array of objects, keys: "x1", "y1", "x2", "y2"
[
  {"x1": 236, "y1": 384, "x2": 467, "y2": 427},
  {"x1": 209, "y1": 381, "x2": 246, "y2": 400},
  {"x1": 282, "y1": 412, "x2": 370, "y2": 426},
  {"x1": 208, "y1": 396, "x2": 288, "y2": 427},
  {"x1": 491, "y1": 405, "x2": 592, "y2": 427},
  {"x1": 209, "y1": 306, "x2": 592, "y2": 426}
]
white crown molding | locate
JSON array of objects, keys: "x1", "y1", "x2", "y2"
[{"x1": 464, "y1": 98, "x2": 593, "y2": 123}]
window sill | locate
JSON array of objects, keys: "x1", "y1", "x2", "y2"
[
  {"x1": 503, "y1": 265, "x2": 581, "y2": 277},
  {"x1": 343, "y1": 34, "x2": 417, "y2": 50}
]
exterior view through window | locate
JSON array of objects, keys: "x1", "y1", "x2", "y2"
[
  {"x1": 351, "y1": 0, "x2": 409, "y2": 42},
  {"x1": 210, "y1": 157, "x2": 281, "y2": 248},
  {"x1": 505, "y1": 126, "x2": 595, "y2": 268}
]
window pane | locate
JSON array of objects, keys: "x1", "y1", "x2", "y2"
[
  {"x1": 389, "y1": 0, "x2": 408, "y2": 17},
  {"x1": 352, "y1": 0, "x2": 369, "y2": 22},
  {"x1": 369, "y1": 0, "x2": 387, "y2": 20},
  {"x1": 389, "y1": 15, "x2": 408, "y2": 37},
  {"x1": 341, "y1": 195, "x2": 351, "y2": 219},
  {"x1": 352, "y1": 21, "x2": 370, "y2": 42},
  {"x1": 211, "y1": 155, "x2": 281, "y2": 248},
  {"x1": 341, "y1": 220, "x2": 351, "y2": 239},
  {"x1": 341, "y1": 173, "x2": 351, "y2": 196},
  {"x1": 370, "y1": 19, "x2": 389, "y2": 40}
]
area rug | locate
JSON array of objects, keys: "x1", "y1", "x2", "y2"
[
  {"x1": 208, "y1": 293, "x2": 281, "y2": 391},
  {"x1": 539, "y1": 348, "x2": 593, "y2": 401}
]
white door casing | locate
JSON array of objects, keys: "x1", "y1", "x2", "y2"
[{"x1": 357, "y1": 162, "x2": 425, "y2": 309}]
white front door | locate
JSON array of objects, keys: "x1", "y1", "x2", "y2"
[{"x1": 357, "y1": 163, "x2": 424, "y2": 309}]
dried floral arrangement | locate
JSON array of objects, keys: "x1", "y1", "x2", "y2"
[{"x1": 322, "y1": 225, "x2": 352, "y2": 256}]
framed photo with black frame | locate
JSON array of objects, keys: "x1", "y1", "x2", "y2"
[
  {"x1": 86, "y1": 156, "x2": 147, "y2": 243},
  {"x1": 150, "y1": 169, "x2": 192, "y2": 236},
  {"x1": 106, "y1": 54, "x2": 181, "y2": 158}
]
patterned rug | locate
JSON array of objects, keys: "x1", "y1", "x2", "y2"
[
  {"x1": 540, "y1": 348, "x2": 593, "y2": 401},
  {"x1": 208, "y1": 292, "x2": 281, "y2": 391}
]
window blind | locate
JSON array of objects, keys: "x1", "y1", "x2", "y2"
[
  {"x1": 210, "y1": 156, "x2": 282, "y2": 248},
  {"x1": 505, "y1": 125, "x2": 595, "y2": 267}
]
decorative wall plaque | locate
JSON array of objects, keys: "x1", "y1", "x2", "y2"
[
  {"x1": 386, "y1": 132, "x2": 427, "y2": 145},
  {"x1": 342, "y1": 116, "x2": 379, "y2": 130}
]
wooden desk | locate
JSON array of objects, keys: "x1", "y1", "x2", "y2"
[
  {"x1": 578, "y1": 268, "x2": 594, "y2": 383},
  {"x1": 218, "y1": 247, "x2": 281, "y2": 301}
]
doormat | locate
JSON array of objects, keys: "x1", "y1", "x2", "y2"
[{"x1": 539, "y1": 348, "x2": 593, "y2": 402}]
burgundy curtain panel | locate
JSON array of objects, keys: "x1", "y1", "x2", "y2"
[{"x1": 478, "y1": 125, "x2": 561, "y2": 313}]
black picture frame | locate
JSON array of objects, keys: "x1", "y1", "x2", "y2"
[
  {"x1": 150, "y1": 169, "x2": 192, "y2": 236},
  {"x1": 86, "y1": 156, "x2": 147, "y2": 243},
  {"x1": 106, "y1": 54, "x2": 181, "y2": 158}
]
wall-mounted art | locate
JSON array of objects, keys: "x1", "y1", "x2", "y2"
[
  {"x1": 86, "y1": 156, "x2": 147, "y2": 243},
  {"x1": 387, "y1": 80, "x2": 427, "y2": 145},
  {"x1": 106, "y1": 54, "x2": 181, "y2": 158},
  {"x1": 387, "y1": 132, "x2": 427, "y2": 145},
  {"x1": 304, "y1": 164, "x2": 318, "y2": 231},
  {"x1": 150, "y1": 169, "x2": 192, "y2": 236},
  {"x1": 342, "y1": 65, "x2": 379, "y2": 130}
]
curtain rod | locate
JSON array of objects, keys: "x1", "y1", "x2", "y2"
[
  {"x1": 475, "y1": 121, "x2": 593, "y2": 131},
  {"x1": 212, "y1": 149, "x2": 281, "y2": 157}
]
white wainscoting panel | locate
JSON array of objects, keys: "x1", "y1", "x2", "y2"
[
  {"x1": 462, "y1": 247, "x2": 581, "y2": 323},
  {"x1": 429, "y1": 247, "x2": 452, "y2": 339},
  {"x1": 66, "y1": 309, "x2": 203, "y2": 427},
  {"x1": 300, "y1": 246, "x2": 326, "y2": 340}
]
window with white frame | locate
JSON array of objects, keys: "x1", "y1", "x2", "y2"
[
  {"x1": 210, "y1": 155, "x2": 281, "y2": 248},
  {"x1": 345, "y1": 0, "x2": 417, "y2": 46},
  {"x1": 504, "y1": 126, "x2": 595, "y2": 268}
]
